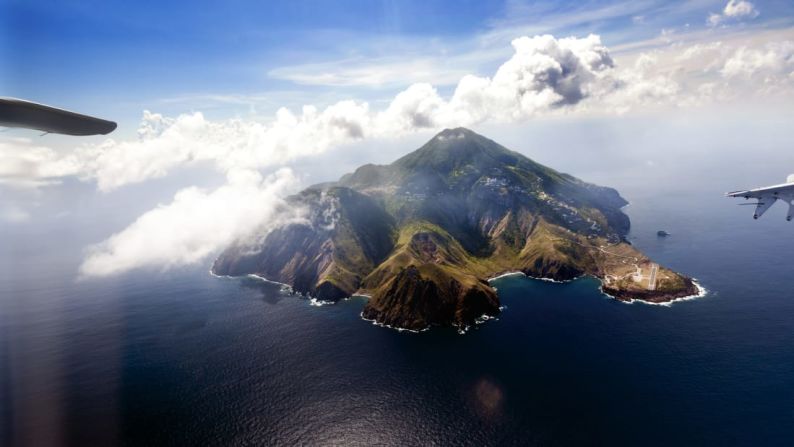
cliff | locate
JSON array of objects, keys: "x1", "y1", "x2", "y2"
[{"x1": 213, "y1": 128, "x2": 697, "y2": 331}]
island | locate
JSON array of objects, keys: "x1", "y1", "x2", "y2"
[{"x1": 212, "y1": 128, "x2": 699, "y2": 331}]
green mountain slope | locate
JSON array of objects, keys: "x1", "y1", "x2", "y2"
[{"x1": 213, "y1": 128, "x2": 697, "y2": 331}]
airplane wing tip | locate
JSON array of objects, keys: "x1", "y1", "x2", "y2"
[
  {"x1": 0, "y1": 98, "x2": 117, "y2": 136},
  {"x1": 100, "y1": 121, "x2": 117, "y2": 135}
]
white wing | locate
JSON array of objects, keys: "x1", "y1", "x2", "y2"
[
  {"x1": 727, "y1": 181, "x2": 794, "y2": 221},
  {"x1": 726, "y1": 182, "x2": 794, "y2": 199},
  {"x1": 751, "y1": 196, "x2": 777, "y2": 219}
]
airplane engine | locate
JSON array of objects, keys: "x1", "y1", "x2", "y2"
[
  {"x1": 753, "y1": 197, "x2": 776, "y2": 220},
  {"x1": 787, "y1": 174, "x2": 794, "y2": 184}
]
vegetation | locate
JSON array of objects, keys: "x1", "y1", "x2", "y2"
[{"x1": 213, "y1": 127, "x2": 696, "y2": 330}]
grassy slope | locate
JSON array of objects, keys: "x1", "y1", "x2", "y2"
[{"x1": 228, "y1": 128, "x2": 693, "y2": 312}]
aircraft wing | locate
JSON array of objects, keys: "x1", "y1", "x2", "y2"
[
  {"x1": 727, "y1": 181, "x2": 794, "y2": 220},
  {"x1": 0, "y1": 97, "x2": 116, "y2": 136},
  {"x1": 749, "y1": 197, "x2": 777, "y2": 219},
  {"x1": 726, "y1": 182, "x2": 794, "y2": 199}
]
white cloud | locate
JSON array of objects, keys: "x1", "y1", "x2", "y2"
[
  {"x1": 676, "y1": 42, "x2": 724, "y2": 62},
  {"x1": 5, "y1": 31, "x2": 794, "y2": 277},
  {"x1": 268, "y1": 57, "x2": 470, "y2": 88},
  {"x1": 605, "y1": 32, "x2": 794, "y2": 107},
  {"x1": 721, "y1": 41, "x2": 794, "y2": 79},
  {"x1": 0, "y1": 138, "x2": 81, "y2": 188},
  {"x1": 0, "y1": 102, "x2": 372, "y2": 192},
  {"x1": 0, "y1": 34, "x2": 619, "y2": 193},
  {"x1": 79, "y1": 168, "x2": 304, "y2": 277},
  {"x1": 595, "y1": 53, "x2": 680, "y2": 114},
  {"x1": 708, "y1": 0, "x2": 759, "y2": 27},
  {"x1": 724, "y1": 0, "x2": 759, "y2": 19},
  {"x1": 5, "y1": 33, "x2": 794, "y2": 197},
  {"x1": 376, "y1": 83, "x2": 446, "y2": 131},
  {"x1": 446, "y1": 34, "x2": 615, "y2": 121},
  {"x1": 383, "y1": 34, "x2": 618, "y2": 127}
]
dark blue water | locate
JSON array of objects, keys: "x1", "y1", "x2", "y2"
[{"x1": 2, "y1": 190, "x2": 794, "y2": 446}]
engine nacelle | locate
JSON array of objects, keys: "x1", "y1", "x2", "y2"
[{"x1": 787, "y1": 174, "x2": 794, "y2": 184}]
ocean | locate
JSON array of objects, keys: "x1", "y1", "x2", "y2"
[{"x1": 2, "y1": 187, "x2": 794, "y2": 446}]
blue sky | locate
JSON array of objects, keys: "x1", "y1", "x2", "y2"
[
  {"x1": 4, "y1": 0, "x2": 793, "y2": 127},
  {"x1": 3, "y1": 1, "x2": 504, "y2": 112}
]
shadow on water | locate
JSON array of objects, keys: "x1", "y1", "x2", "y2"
[{"x1": 239, "y1": 276, "x2": 287, "y2": 306}]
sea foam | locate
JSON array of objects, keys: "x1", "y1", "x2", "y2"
[
  {"x1": 359, "y1": 312, "x2": 430, "y2": 334},
  {"x1": 600, "y1": 279, "x2": 708, "y2": 307}
]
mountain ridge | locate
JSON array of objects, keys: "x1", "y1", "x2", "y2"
[{"x1": 213, "y1": 128, "x2": 698, "y2": 331}]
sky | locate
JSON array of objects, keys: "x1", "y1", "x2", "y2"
[{"x1": 2, "y1": 0, "x2": 794, "y2": 277}]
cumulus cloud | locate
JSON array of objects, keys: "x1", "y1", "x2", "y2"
[
  {"x1": 595, "y1": 53, "x2": 680, "y2": 114},
  {"x1": 723, "y1": 0, "x2": 759, "y2": 18},
  {"x1": 370, "y1": 34, "x2": 617, "y2": 128},
  {"x1": 82, "y1": 103, "x2": 370, "y2": 191},
  {"x1": 676, "y1": 42, "x2": 724, "y2": 62},
  {"x1": 0, "y1": 34, "x2": 619, "y2": 194},
  {"x1": 79, "y1": 168, "x2": 304, "y2": 277},
  {"x1": 1, "y1": 102, "x2": 373, "y2": 192},
  {"x1": 721, "y1": 41, "x2": 794, "y2": 79},
  {"x1": 443, "y1": 35, "x2": 615, "y2": 123},
  {"x1": 21, "y1": 33, "x2": 781, "y2": 196},
  {"x1": 0, "y1": 138, "x2": 82, "y2": 188},
  {"x1": 708, "y1": 0, "x2": 759, "y2": 27},
  {"x1": 605, "y1": 33, "x2": 794, "y2": 107}
]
